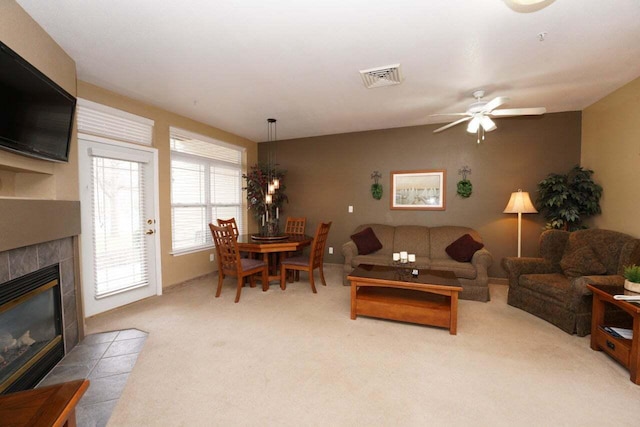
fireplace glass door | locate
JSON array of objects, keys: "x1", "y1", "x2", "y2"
[{"x1": 0, "y1": 265, "x2": 63, "y2": 393}]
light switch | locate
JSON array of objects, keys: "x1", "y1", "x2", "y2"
[{"x1": 348, "y1": 205, "x2": 353, "y2": 213}]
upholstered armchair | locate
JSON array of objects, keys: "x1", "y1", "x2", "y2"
[{"x1": 502, "y1": 229, "x2": 640, "y2": 336}]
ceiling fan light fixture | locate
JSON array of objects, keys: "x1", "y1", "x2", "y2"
[
  {"x1": 480, "y1": 116, "x2": 497, "y2": 132},
  {"x1": 466, "y1": 116, "x2": 481, "y2": 133}
]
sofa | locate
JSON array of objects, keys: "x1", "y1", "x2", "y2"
[
  {"x1": 502, "y1": 229, "x2": 640, "y2": 336},
  {"x1": 341, "y1": 224, "x2": 493, "y2": 301}
]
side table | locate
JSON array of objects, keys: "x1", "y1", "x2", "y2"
[
  {"x1": 0, "y1": 379, "x2": 89, "y2": 426},
  {"x1": 587, "y1": 284, "x2": 640, "y2": 385}
]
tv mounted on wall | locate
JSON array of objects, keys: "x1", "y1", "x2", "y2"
[{"x1": 0, "y1": 40, "x2": 76, "y2": 163}]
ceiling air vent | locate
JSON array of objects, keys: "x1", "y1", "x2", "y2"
[{"x1": 359, "y1": 64, "x2": 403, "y2": 89}]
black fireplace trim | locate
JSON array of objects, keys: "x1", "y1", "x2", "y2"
[
  {"x1": 0, "y1": 264, "x2": 61, "y2": 306},
  {"x1": 3, "y1": 340, "x2": 65, "y2": 394}
]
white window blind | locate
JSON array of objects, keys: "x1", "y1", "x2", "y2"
[
  {"x1": 170, "y1": 127, "x2": 244, "y2": 253},
  {"x1": 90, "y1": 153, "x2": 149, "y2": 298},
  {"x1": 77, "y1": 98, "x2": 154, "y2": 146}
]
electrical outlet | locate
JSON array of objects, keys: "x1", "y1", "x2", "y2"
[
  {"x1": 329, "y1": 247, "x2": 334, "y2": 254},
  {"x1": 209, "y1": 253, "x2": 215, "y2": 262}
]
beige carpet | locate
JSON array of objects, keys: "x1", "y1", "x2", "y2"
[{"x1": 86, "y1": 264, "x2": 640, "y2": 426}]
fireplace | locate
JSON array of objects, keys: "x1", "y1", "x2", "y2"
[{"x1": 0, "y1": 264, "x2": 65, "y2": 394}]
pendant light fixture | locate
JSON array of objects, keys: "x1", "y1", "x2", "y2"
[{"x1": 265, "y1": 118, "x2": 278, "y2": 204}]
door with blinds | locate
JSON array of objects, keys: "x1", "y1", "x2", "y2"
[{"x1": 79, "y1": 137, "x2": 160, "y2": 316}]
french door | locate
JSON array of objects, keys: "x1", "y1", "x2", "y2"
[{"x1": 79, "y1": 136, "x2": 161, "y2": 317}]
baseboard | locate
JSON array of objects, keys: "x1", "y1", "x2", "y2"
[{"x1": 491, "y1": 277, "x2": 508, "y2": 286}]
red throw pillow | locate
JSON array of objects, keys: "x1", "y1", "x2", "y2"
[
  {"x1": 445, "y1": 234, "x2": 484, "y2": 262},
  {"x1": 350, "y1": 227, "x2": 383, "y2": 255}
]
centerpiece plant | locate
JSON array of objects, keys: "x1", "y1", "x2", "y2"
[
  {"x1": 536, "y1": 165, "x2": 602, "y2": 231},
  {"x1": 623, "y1": 265, "x2": 640, "y2": 293},
  {"x1": 243, "y1": 163, "x2": 288, "y2": 235}
]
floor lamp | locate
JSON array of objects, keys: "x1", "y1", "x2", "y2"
[{"x1": 504, "y1": 189, "x2": 538, "y2": 257}]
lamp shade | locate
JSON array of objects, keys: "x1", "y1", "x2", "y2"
[
  {"x1": 503, "y1": 189, "x2": 538, "y2": 214},
  {"x1": 480, "y1": 116, "x2": 497, "y2": 132},
  {"x1": 466, "y1": 116, "x2": 481, "y2": 133}
]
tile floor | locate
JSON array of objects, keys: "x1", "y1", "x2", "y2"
[{"x1": 37, "y1": 328, "x2": 148, "y2": 427}]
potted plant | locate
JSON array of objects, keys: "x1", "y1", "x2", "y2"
[
  {"x1": 243, "y1": 163, "x2": 288, "y2": 235},
  {"x1": 536, "y1": 165, "x2": 602, "y2": 231},
  {"x1": 623, "y1": 265, "x2": 640, "y2": 293}
]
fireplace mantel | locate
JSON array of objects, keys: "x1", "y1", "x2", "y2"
[{"x1": 0, "y1": 199, "x2": 80, "y2": 253}]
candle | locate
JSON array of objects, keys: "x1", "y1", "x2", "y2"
[
  {"x1": 408, "y1": 254, "x2": 416, "y2": 263},
  {"x1": 400, "y1": 251, "x2": 408, "y2": 263},
  {"x1": 262, "y1": 215, "x2": 265, "y2": 226},
  {"x1": 276, "y1": 207, "x2": 279, "y2": 219},
  {"x1": 393, "y1": 253, "x2": 400, "y2": 262}
]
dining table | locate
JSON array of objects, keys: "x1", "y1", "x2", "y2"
[{"x1": 236, "y1": 233, "x2": 313, "y2": 285}]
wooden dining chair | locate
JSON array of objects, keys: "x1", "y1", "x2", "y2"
[
  {"x1": 285, "y1": 217, "x2": 306, "y2": 235},
  {"x1": 217, "y1": 218, "x2": 239, "y2": 237},
  {"x1": 280, "y1": 222, "x2": 332, "y2": 293},
  {"x1": 284, "y1": 216, "x2": 307, "y2": 281},
  {"x1": 209, "y1": 223, "x2": 268, "y2": 303},
  {"x1": 218, "y1": 217, "x2": 252, "y2": 259}
]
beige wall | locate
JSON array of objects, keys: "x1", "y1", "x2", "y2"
[
  {"x1": 581, "y1": 77, "x2": 640, "y2": 238},
  {"x1": 267, "y1": 112, "x2": 582, "y2": 277},
  {"x1": 0, "y1": 1, "x2": 258, "y2": 288},
  {"x1": 0, "y1": 1, "x2": 78, "y2": 200},
  {"x1": 77, "y1": 82, "x2": 258, "y2": 287}
]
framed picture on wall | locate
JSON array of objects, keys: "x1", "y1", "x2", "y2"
[{"x1": 390, "y1": 170, "x2": 446, "y2": 210}]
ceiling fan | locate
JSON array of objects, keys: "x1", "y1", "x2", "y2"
[{"x1": 431, "y1": 90, "x2": 546, "y2": 143}]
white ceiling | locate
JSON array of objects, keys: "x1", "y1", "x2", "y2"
[{"x1": 17, "y1": 0, "x2": 640, "y2": 142}]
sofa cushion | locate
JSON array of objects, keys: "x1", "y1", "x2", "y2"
[
  {"x1": 560, "y1": 241, "x2": 606, "y2": 278},
  {"x1": 350, "y1": 227, "x2": 383, "y2": 255},
  {"x1": 519, "y1": 273, "x2": 571, "y2": 304},
  {"x1": 393, "y1": 226, "x2": 430, "y2": 256},
  {"x1": 430, "y1": 259, "x2": 477, "y2": 279},
  {"x1": 352, "y1": 254, "x2": 392, "y2": 268},
  {"x1": 445, "y1": 234, "x2": 484, "y2": 262}
]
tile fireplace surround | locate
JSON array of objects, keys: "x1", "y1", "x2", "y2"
[{"x1": 0, "y1": 198, "x2": 83, "y2": 389}]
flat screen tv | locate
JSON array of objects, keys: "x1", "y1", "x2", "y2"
[{"x1": 0, "y1": 40, "x2": 76, "y2": 163}]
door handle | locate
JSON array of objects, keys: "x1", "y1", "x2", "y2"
[{"x1": 145, "y1": 229, "x2": 155, "y2": 235}]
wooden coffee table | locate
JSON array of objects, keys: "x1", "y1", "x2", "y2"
[{"x1": 348, "y1": 264, "x2": 463, "y2": 334}]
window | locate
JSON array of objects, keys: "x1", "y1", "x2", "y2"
[{"x1": 170, "y1": 128, "x2": 245, "y2": 254}]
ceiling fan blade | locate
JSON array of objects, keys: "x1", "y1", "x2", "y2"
[
  {"x1": 483, "y1": 96, "x2": 509, "y2": 112},
  {"x1": 491, "y1": 107, "x2": 546, "y2": 117},
  {"x1": 433, "y1": 117, "x2": 472, "y2": 133},
  {"x1": 429, "y1": 113, "x2": 469, "y2": 117}
]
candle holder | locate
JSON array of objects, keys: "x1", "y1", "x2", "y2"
[{"x1": 391, "y1": 260, "x2": 416, "y2": 281}]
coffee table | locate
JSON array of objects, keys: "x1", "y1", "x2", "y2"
[{"x1": 348, "y1": 264, "x2": 463, "y2": 334}]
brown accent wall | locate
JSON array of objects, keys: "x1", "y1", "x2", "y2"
[
  {"x1": 581, "y1": 76, "x2": 640, "y2": 238},
  {"x1": 265, "y1": 112, "x2": 581, "y2": 277}
]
